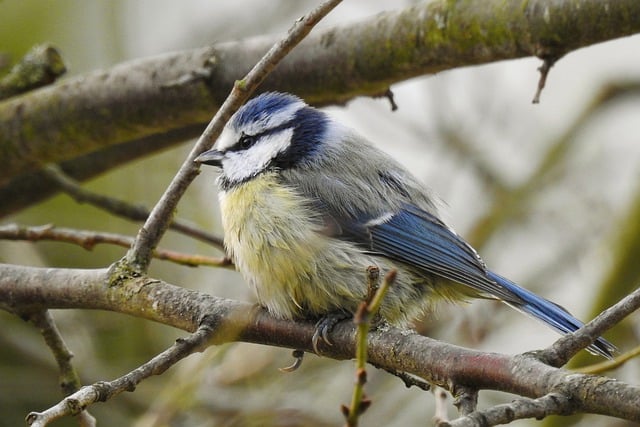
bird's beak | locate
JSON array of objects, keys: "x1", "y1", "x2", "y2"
[{"x1": 195, "y1": 149, "x2": 224, "y2": 167}]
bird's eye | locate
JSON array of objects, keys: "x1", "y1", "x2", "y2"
[{"x1": 238, "y1": 133, "x2": 256, "y2": 149}]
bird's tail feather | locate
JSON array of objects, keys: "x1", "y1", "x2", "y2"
[{"x1": 487, "y1": 271, "x2": 616, "y2": 359}]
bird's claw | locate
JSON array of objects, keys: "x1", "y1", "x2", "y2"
[
  {"x1": 279, "y1": 349, "x2": 305, "y2": 372},
  {"x1": 312, "y1": 311, "x2": 351, "y2": 354}
]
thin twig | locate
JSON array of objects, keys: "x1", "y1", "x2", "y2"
[
  {"x1": 0, "y1": 224, "x2": 232, "y2": 268},
  {"x1": 27, "y1": 311, "x2": 96, "y2": 427},
  {"x1": 576, "y1": 344, "x2": 640, "y2": 375},
  {"x1": 372, "y1": 88, "x2": 398, "y2": 111},
  {"x1": 541, "y1": 286, "x2": 640, "y2": 367},
  {"x1": 343, "y1": 268, "x2": 395, "y2": 427},
  {"x1": 532, "y1": 55, "x2": 559, "y2": 104},
  {"x1": 376, "y1": 366, "x2": 432, "y2": 391},
  {"x1": 125, "y1": 0, "x2": 343, "y2": 272},
  {"x1": 447, "y1": 393, "x2": 570, "y2": 427},
  {"x1": 43, "y1": 164, "x2": 224, "y2": 249},
  {"x1": 26, "y1": 322, "x2": 217, "y2": 427},
  {"x1": 433, "y1": 386, "x2": 449, "y2": 426}
]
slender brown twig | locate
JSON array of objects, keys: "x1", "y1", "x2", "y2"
[
  {"x1": 43, "y1": 165, "x2": 224, "y2": 249},
  {"x1": 26, "y1": 322, "x2": 217, "y2": 427},
  {"x1": 0, "y1": 224, "x2": 231, "y2": 268},
  {"x1": 125, "y1": 0, "x2": 343, "y2": 272}
]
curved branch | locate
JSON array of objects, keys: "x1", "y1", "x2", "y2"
[
  {"x1": 0, "y1": 263, "x2": 638, "y2": 422},
  {"x1": 26, "y1": 322, "x2": 215, "y2": 427},
  {"x1": 26, "y1": 310, "x2": 96, "y2": 426},
  {"x1": 42, "y1": 165, "x2": 224, "y2": 249},
  {"x1": 1, "y1": 0, "x2": 638, "y2": 187}
]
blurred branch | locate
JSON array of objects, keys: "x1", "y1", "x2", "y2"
[
  {"x1": 0, "y1": 224, "x2": 231, "y2": 268},
  {"x1": 438, "y1": 125, "x2": 508, "y2": 194},
  {"x1": 576, "y1": 344, "x2": 640, "y2": 375},
  {"x1": 26, "y1": 321, "x2": 216, "y2": 427},
  {"x1": 1, "y1": 0, "x2": 639, "y2": 193},
  {"x1": 42, "y1": 165, "x2": 224, "y2": 249},
  {"x1": 0, "y1": 123, "x2": 204, "y2": 217},
  {"x1": 1, "y1": 264, "x2": 639, "y2": 424},
  {"x1": 565, "y1": 217, "x2": 640, "y2": 372},
  {"x1": 26, "y1": 310, "x2": 96, "y2": 427},
  {"x1": 124, "y1": 0, "x2": 343, "y2": 272},
  {"x1": 0, "y1": 44, "x2": 66, "y2": 100},
  {"x1": 587, "y1": 165, "x2": 640, "y2": 318},
  {"x1": 467, "y1": 80, "x2": 640, "y2": 249}
]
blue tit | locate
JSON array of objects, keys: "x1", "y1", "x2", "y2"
[{"x1": 195, "y1": 92, "x2": 615, "y2": 358}]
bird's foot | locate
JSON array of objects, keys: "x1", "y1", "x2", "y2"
[{"x1": 312, "y1": 310, "x2": 352, "y2": 354}]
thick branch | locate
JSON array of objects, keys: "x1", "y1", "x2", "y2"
[
  {"x1": 1, "y1": 0, "x2": 638, "y2": 187},
  {"x1": 0, "y1": 264, "x2": 638, "y2": 422}
]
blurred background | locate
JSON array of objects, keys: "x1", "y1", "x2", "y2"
[{"x1": 1, "y1": 1, "x2": 639, "y2": 426}]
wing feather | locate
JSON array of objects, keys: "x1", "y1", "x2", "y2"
[{"x1": 342, "y1": 205, "x2": 523, "y2": 303}]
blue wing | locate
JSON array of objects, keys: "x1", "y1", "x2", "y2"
[
  {"x1": 342, "y1": 204, "x2": 521, "y2": 303},
  {"x1": 339, "y1": 204, "x2": 615, "y2": 358}
]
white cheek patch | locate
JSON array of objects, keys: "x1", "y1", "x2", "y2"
[
  {"x1": 215, "y1": 127, "x2": 238, "y2": 151},
  {"x1": 222, "y1": 128, "x2": 294, "y2": 183}
]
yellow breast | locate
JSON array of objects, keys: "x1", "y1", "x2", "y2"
[{"x1": 219, "y1": 173, "x2": 336, "y2": 318}]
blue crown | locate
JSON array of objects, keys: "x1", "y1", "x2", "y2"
[{"x1": 232, "y1": 92, "x2": 304, "y2": 129}]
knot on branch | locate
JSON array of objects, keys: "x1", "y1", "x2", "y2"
[{"x1": 106, "y1": 258, "x2": 144, "y2": 288}]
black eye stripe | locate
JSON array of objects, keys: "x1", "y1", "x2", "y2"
[{"x1": 226, "y1": 119, "x2": 296, "y2": 152}]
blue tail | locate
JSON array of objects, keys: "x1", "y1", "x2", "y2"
[{"x1": 487, "y1": 271, "x2": 616, "y2": 359}]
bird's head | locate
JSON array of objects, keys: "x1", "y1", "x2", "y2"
[{"x1": 195, "y1": 92, "x2": 329, "y2": 188}]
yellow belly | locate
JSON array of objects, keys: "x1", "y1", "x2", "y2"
[
  {"x1": 218, "y1": 173, "x2": 433, "y2": 323},
  {"x1": 220, "y1": 174, "x2": 336, "y2": 317}
]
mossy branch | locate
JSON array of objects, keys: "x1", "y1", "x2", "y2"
[{"x1": 1, "y1": 0, "x2": 639, "y2": 193}]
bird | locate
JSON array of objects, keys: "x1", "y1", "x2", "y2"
[{"x1": 195, "y1": 91, "x2": 615, "y2": 358}]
